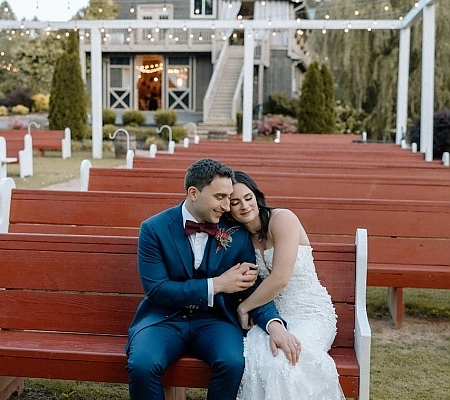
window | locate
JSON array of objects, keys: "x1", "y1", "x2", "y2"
[{"x1": 191, "y1": 0, "x2": 215, "y2": 18}]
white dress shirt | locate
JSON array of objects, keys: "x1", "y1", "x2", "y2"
[{"x1": 182, "y1": 204, "x2": 215, "y2": 307}]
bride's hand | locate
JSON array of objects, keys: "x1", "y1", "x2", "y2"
[{"x1": 237, "y1": 306, "x2": 253, "y2": 330}]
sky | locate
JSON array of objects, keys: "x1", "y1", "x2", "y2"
[{"x1": 6, "y1": 0, "x2": 90, "y2": 22}]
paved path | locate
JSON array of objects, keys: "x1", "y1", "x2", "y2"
[{"x1": 43, "y1": 178, "x2": 82, "y2": 191}]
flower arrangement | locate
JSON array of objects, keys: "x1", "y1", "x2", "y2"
[
  {"x1": 256, "y1": 114, "x2": 297, "y2": 136},
  {"x1": 215, "y1": 226, "x2": 240, "y2": 252},
  {"x1": 9, "y1": 119, "x2": 25, "y2": 130}
]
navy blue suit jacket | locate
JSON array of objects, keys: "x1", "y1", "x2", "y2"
[{"x1": 126, "y1": 202, "x2": 283, "y2": 350}]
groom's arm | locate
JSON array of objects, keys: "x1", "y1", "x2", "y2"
[{"x1": 138, "y1": 220, "x2": 257, "y2": 310}]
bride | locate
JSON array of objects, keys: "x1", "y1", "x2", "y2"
[{"x1": 228, "y1": 171, "x2": 345, "y2": 400}]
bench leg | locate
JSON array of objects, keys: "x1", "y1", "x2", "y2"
[
  {"x1": 164, "y1": 386, "x2": 187, "y2": 400},
  {"x1": 0, "y1": 377, "x2": 24, "y2": 400},
  {"x1": 387, "y1": 287, "x2": 404, "y2": 329}
]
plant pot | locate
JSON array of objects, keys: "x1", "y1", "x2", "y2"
[{"x1": 113, "y1": 132, "x2": 136, "y2": 158}]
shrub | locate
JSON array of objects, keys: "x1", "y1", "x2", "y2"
[
  {"x1": 102, "y1": 124, "x2": 117, "y2": 140},
  {"x1": 32, "y1": 94, "x2": 50, "y2": 112},
  {"x1": 321, "y1": 63, "x2": 336, "y2": 133},
  {"x1": 102, "y1": 109, "x2": 117, "y2": 125},
  {"x1": 122, "y1": 110, "x2": 145, "y2": 126},
  {"x1": 154, "y1": 109, "x2": 177, "y2": 127},
  {"x1": 0, "y1": 105, "x2": 7, "y2": 116},
  {"x1": 145, "y1": 136, "x2": 167, "y2": 150},
  {"x1": 263, "y1": 93, "x2": 297, "y2": 117},
  {"x1": 297, "y1": 61, "x2": 326, "y2": 133},
  {"x1": 335, "y1": 101, "x2": 369, "y2": 134},
  {"x1": 256, "y1": 114, "x2": 297, "y2": 136},
  {"x1": 4, "y1": 88, "x2": 34, "y2": 109},
  {"x1": 49, "y1": 33, "x2": 88, "y2": 141},
  {"x1": 158, "y1": 125, "x2": 187, "y2": 142},
  {"x1": 409, "y1": 108, "x2": 450, "y2": 159},
  {"x1": 9, "y1": 119, "x2": 25, "y2": 130},
  {"x1": 11, "y1": 105, "x2": 30, "y2": 115}
]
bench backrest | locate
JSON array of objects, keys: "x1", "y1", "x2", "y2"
[
  {"x1": 6, "y1": 189, "x2": 450, "y2": 270},
  {"x1": 8, "y1": 189, "x2": 176, "y2": 235},
  {"x1": 8, "y1": 189, "x2": 450, "y2": 239},
  {"x1": 0, "y1": 233, "x2": 356, "y2": 349},
  {"x1": 0, "y1": 136, "x2": 24, "y2": 159},
  {"x1": 86, "y1": 167, "x2": 450, "y2": 200},
  {"x1": 30, "y1": 130, "x2": 65, "y2": 147}
]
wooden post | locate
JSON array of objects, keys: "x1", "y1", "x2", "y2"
[{"x1": 0, "y1": 377, "x2": 24, "y2": 400}]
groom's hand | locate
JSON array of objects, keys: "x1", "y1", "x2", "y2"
[
  {"x1": 213, "y1": 263, "x2": 258, "y2": 294},
  {"x1": 268, "y1": 321, "x2": 301, "y2": 366}
]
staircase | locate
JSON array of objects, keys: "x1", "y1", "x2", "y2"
[{"x1": 199, "y1": 45, "x2": 244, "y2": 135}]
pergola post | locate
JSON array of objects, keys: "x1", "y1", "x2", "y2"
[
  {"x1": 242, "y1": 28, "x2": 255, "y2": 142},
  {"x1": 395, "y1": 27, "x2": 410, "y2": 145},
  {"x1": 90, "y1": 27, "x2": 103, "y2": 159},
  {"x1": 420, "y1": 3, "x2": 436, "y2": 160}
]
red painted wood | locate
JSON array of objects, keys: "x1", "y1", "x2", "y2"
[
  {"x1": 87, "y1": 167, "x2": 450, "y2": 200},
  {"x1": 0, "y1": 234, "x2": 359, "y2": 397}
]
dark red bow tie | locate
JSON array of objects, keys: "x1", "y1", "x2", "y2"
[{"x1": 184, "y1": 220, "x2": 217, "y2": 236}]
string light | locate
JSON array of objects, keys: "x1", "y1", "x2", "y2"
[{"x1": 313, "y1": 0, "x2": 415, "y2": 21}]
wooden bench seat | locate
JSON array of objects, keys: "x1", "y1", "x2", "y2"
[
  {"x1": 2, "y1": 181, "x2": 448, "y2": 328},
  {"x1": 81, "y1": 166, "x2": 450, "y2": 201},
  {"x1": 0, "y1": 231, "x2": 370, "y2": 400}
]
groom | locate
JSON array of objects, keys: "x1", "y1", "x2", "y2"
[{"x1": 126, "y1": 158, "x2": 297, "y2": 400}]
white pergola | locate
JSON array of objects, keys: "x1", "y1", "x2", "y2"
[{"x1": 0, "y1": 0, "x2": 437, "y2": 160}]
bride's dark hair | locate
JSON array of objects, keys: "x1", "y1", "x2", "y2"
[{"x1": 230, "y1": 170, "x2": 272, "y2": 240}]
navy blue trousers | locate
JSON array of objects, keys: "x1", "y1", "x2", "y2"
[{"x1": 126, "y1": 314, "x2": 245, "y2": 400}]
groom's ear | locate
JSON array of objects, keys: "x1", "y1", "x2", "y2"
[{"x1": 187, "y1": 186, "x2": 198, "y2": 201}]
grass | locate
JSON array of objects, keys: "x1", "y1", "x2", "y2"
[
  {"x1": 6, "y1": 148, "x2": 450, "y2": 400},
  {"x1": 7, "y1": 149, "x2": 125, "y2": 190}
]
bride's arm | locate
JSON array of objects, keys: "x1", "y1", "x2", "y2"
[{"x1": 238, "y1": 210, "x2": 309, "y2": 316}]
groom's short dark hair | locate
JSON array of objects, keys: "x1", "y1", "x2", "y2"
[{"x1": 184, "y1": 158, "x2": 234, "y2": 192}]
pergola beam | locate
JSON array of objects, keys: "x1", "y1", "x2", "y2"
[
  {"x1": 0, "y1": 18, "x2": 403, "y2": 31},
  {"x1": 399, "y1": 0, "x2": 439, "y2": 29}
]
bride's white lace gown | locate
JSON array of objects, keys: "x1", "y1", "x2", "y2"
[{"x1": 237, "y1": 245, "x2": 345, "y2": 400}]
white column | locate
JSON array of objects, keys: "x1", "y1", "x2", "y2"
[
  {"x1": 420, "y1": 4, "x2": 436, "y2": 160},
  {"x1": 90, "y1": 27, "x2": 103, "y2": 159},
  {"x1": 242, "y1": 28, "x2": 255, "y2": 142},
  {"x1": 396, "y1": 27, "x2": 410, "y2": 145},
  {"x1": 257, "y1": 64, "x2": 264, "y2": 120}
]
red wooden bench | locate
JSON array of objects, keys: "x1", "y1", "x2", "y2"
[
  {"x1": 81, "y1": 166, "x2": 450, "y2": 201},
  {"x1": 2, "y1": 183, "x2": 449, "y2": 328},
  {"x1": 132, "y1": 154, "x2": 449, "y2": 178},
  {"x1": 0, "y1": 128, "x2": 71, "y2": 158},
  {"x1": 0, "y1": 230, "x2": 370, "y2": 400},
  {"x1": 0, "y1": 134, "x2": 33, "y2": 178}
]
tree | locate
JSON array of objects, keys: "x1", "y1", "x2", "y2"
[
  {"x1": 76, "y1": 0, "x2": 121, "y2": 20},
  {"x1": 321, "y1": 63, "x2": 336, "y2": 133},
  {"x1": 308, "y1": 0, "x2": 450, "y2": 141},
  {"x1": 48, "y1": 32, "x2": 88, "y2": 141},
  {"x1": 15, "y1": 34, "x2": 66, "y2": 94},
  {"x1": 0, "y1": 1, "x2": 30, "y2": 97},
  {"x1": 297, "y1": 61, "x2": 326, "y2": 133}
]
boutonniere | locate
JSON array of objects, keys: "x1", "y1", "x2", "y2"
[{"x1": 215, "y1": 226, "x2": 240, "y2": 252}]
